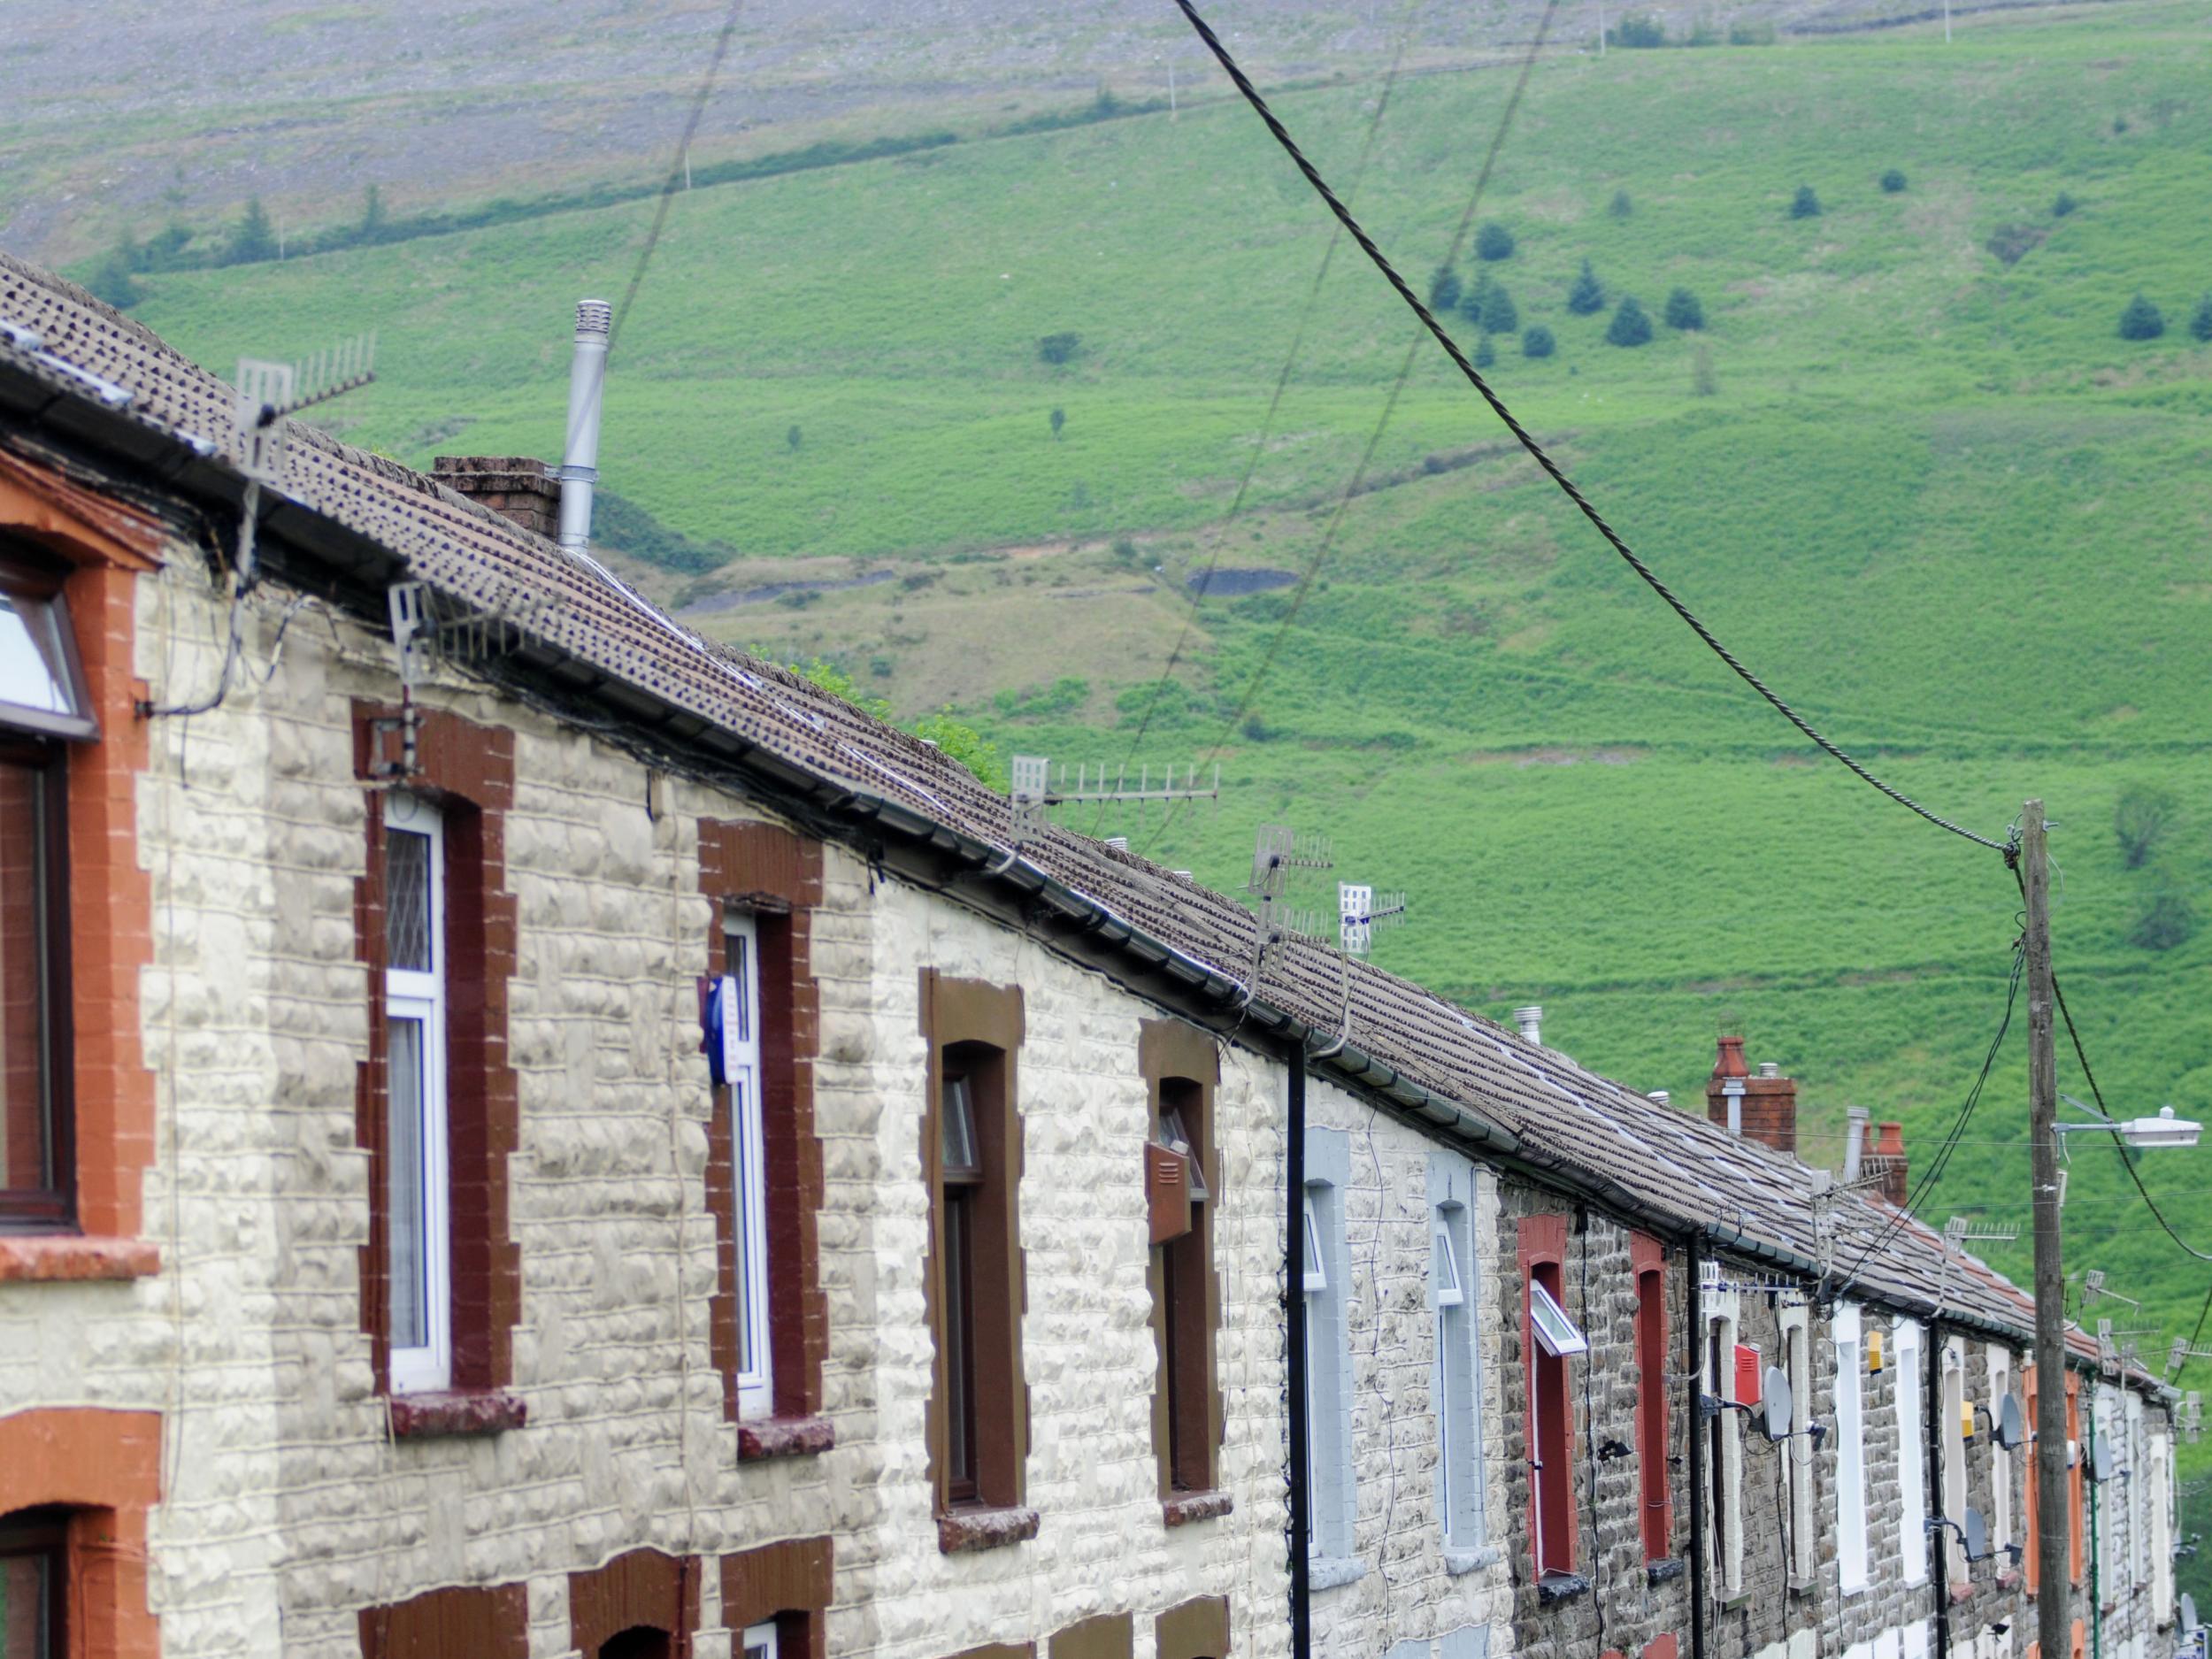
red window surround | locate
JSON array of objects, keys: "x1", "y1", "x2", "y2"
[
  {"x1": 696, "y1": 819, "x2": 831, "y2": 1455},
  {"x1": 0, "y1": 1406, "x2": 162, "y2": 1659},
  {"x1": 569, "y1": 1549, "x2": 700, "y2": 1656},
  {"x1": 359, "y1": 1583, "x2": 528, "y2": 1658},
  {"x1": 0, "y1": 452, "x2": 164, "y2": 1282},
  {"x1": 720, "y1": 1536, "x2": 833, "y2": 1659},
  {"x1": 1632, "y1": 1232, "x2": 1671, "y2": 1563},
  {"x1": 352, "y1": 703, "x2": 522, "y2": 1426},
  {"x1": 1518, "y1": 1213, "x2": 1574, "y2": 1578}
]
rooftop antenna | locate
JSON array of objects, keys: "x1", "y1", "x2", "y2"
[
  {"x1": 1008, "y1": 755, "x2": 1221, "y2": 853},
  {"x1": 231, "y1": 333, "x2": 377, "y2": 580},
  {"x1": 2097, "y1": 1318, "x2": 2122, "y2": 1377},
  {"x1": 1312, "y1": 880, "x2": 1409, "y2": 1060},
  {"x1": 1946, "y1": 1216, "x2": 2021, "y2": 1247},
  {"x1": 2082, "y1": 1269, "x2": 2140, "y2": 1311},
  {"x1": 1243, "y1": 823, "x2": 1329, "y2": 996}
]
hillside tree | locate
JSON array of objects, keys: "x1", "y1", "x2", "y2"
[
  {"x1": 361, "y1": 184, "x2": 387, "y2": 241},
  {"x1": 1479, "y1": 282, "x2": 1518, "y2": 335},
  {"x1": 1606, "y1": 296, "x2": 1654, "y2": 347},
  {"x1": 2191, "y1": 294, "x2": 2212, "y2": 343},
  {"x1": 1790, "y1": 185, "x2": 1822, "y2": 219},
  {"x1": 1473, "y1": 335, "x2": 1496, "y2": 370},
  {"x1": 1609, "y1": 188, "x2": 1633, "y2": 219},
  {"x1": 1429, "y1": 266, "x2": 1463, "y2": 314},
  {"x1": 1049, "y1": 406, "x2": 1066, "y2": 439},
  {"x1": 86, "y1": 253, "x2": 142, "y2": 310},
  {"x1": 1038, "y1": 332, "x2": 1081, "y2": 366},
  {"x1": 1567, "y1": 259, "x2": 1605, "y2": 315},
  {"x1": 1476, "y1": 221, "x2": 1516, "y2": 262},
  {"x1": 2117, "y1": 293, "x2": 2165, "y2": 341},
  {"x1": 230, "y1": 197, "x2": 278, "y2": 264},
  {"x1": 2053, "y1": 191, "x2": 2078, "y2": 218},
  {"x1": 2114, "y1": 782, "x2": 2179, "y2": 869},
  {"x1": 1880, "y1": 169, "x2": 1908, "y2": 194},
  {"x1": 1521, "y1": 326, "x2": 1555, "y2": 359},
  {"x1": 1664, "y1": 287, "x2": 1705, "y2": 330}
]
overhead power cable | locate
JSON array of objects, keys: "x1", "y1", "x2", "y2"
[
  {"x1": 1166, "y1": 0, "x2": 2008, "y2": 856},
  {"x1": 1106, "y1": 2, "x2": 1429, "y2": 817}
]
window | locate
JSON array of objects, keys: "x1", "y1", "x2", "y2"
[
  {"x1": 2129, "y1": 1394, "x2": 2148, "y2": 1589},
  {"x1": 1785, "y1": 1308, "x2": 1815, "y2": 1584},
  {"x1": 740, "y1": 1622, "x2": 780, "y2": 1659},
  {"x1": 941, "y1": 1068, "x2": 983, "y2": 1503},
  {"x1": 719, "y1": 913, "x2": 772, "y2": 1418},
  {"x1": 1989, "y1": 1348, "x2": 2014, "y2": 1565},
  {"x1": 1702, "y1": 1282, "x2": 1744, "y2": 1598},
  {"x1": 920, "y1": 969, "x2": 1026, "y2": 1528},
  {"x1": 1432, "y1": 1197, "x2": 1480, "y2": 1548},
  {"x1": 0, "y1": 557, "x2": 89, "y2": 1233},
  {"x1": 2150, "y1": 1427, "x2": 2174, "y2": 1625},
  {"x1": 1941, "y1": 1342, "x2": 1968, "y2": 1585},
  {"x1": 1834, "y1": 1304, "x2": 1870, "y2": 1590},
  {"x1": 1896, "y1": 1319, "x2": 1927, "y2": 1584},
  {"x1": 1520, "y1": 1216, "x2": 1576, "y2": 1579},
  {"x1": 1633, "y1": 1240, "x2": 1669, "y2": 1563},
  {"x1": 383, "y1": 794, "x2": 449, "y2": 1395},
  {"x1": 2025, "y1": 1365, "x2": 2040, "y2": 1596},
  {"x1": 2067, "y1": 1371, "x2": 2084, "y2": 1586},
  {"x1": 1302, "y1": 1125, "x2": 1354, "y2": 1566},
  {"x1": 1153, "y1": 1064, "x2": 1219, "y2": 1497},
  {"x1": 0, "y1": 1509, "x2": 65, "y2": 1658}
]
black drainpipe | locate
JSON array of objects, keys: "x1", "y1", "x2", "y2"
[
  {"x1": 1931, "y1": 1323, "x2": 1951, "y2": 1659},
  {"x1": 1688, "y1": 1234, "x2": 1708, "y2": 1659},
  {"x1": 1287, "y1": 1048, "x2": 1310, "y2": 1659}
]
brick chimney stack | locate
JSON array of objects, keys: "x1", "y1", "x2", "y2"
[
  {"x1": 1866, "y1": 1121, "x2": 1909, "y2": 1206},
  {"x1": 432, "y1": 456, "x2": 563, "y2": 541},
  {"x1": 1707, "y1": 1038, "x2": 1799, "y2": 1155}
]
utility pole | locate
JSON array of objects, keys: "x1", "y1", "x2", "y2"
[{"x1": 2025, "y1": 800, "x2": 2070, "y2": 1659}]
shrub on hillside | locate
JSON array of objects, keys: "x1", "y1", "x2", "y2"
[
  {"x1": 1522, "y1": 326, "x2": 1556, "y2": 358},
  {"x1": 1790, "y1": 185, "x2": 1822, "y2": 219},
  {"x1": 1460, "y1": 274, "x2": 1491, "y2": 326},
  {"x1": 1692, "y1": 342, "x2": 1717, "y2": 396},
  {"x1": 1037, "y1": 332, "x2": 1081, "y2": 365},
  {"x1": 1476, "y1": 221, "x2": 1516, "y2": 262},
  {"x1": 1880, "y1": 168, "x2": 1908, "y2": 193},
  {"x1": 361, "y1": 184, "x2": 387, "y2": 242},
  {"x1": 1473, "y1": 334, "x2": 1497, "y2": 370},
  {"x1": 2117, "y1": 294, "x2": 2165, "y2": 342},
  {"x1": 1606, "y1": 296, "x2": 1654, "y2": 347},
  {"x1": 2190, "y1": 295, "x2": 2212, "y2": 343},
  {"x1": 1609, "y1": 188, "x2": 1633, "y2": 219},
  {"x1": 86, "y1": 252, "x2": 143, "y2": 310},
  {"x1": 1049, "y1": 406, "x2": 1066, "y2": 438},
  {"x1": 1478, "y1": 282, "x2": 1519, "y2": 335},
  {"x1": 787, "y1": 425, "x2": 803, "y2": 452},
  {"x1": 1608, "y1": 14, "x2": 1667, "y2": 46},
  {"x1": 2131, "y1": 886, "x2": 2197, "y2": 952},
  {"x1": 1985, "y1": 224, "x2": 2047, "y2": 266},
  {"x1": 2053, "y1": 190, "x2": 2078, "y2": 218},
  {"x1": 1664, "y1": 287, "x2": 1705, "y2": 330},
  {"x1": 2115, "y1": 782, "x2": 2180, "y2": 869},
  {"x1": 230, "y1": 197, "x2": 278, "y2": 264},
  {"x1": 1429, "y1": 266, "x2": 1463, "y2": 314},
  {"x1": 1567, "y1": 259, "x2": 1606, "y2": 315}
]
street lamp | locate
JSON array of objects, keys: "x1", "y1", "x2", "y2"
[{"x1": 2055, "y1": 1096, "x2": 2203, "y2": 1150}]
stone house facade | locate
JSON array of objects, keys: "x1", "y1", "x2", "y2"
[{"x1": 0, "y1": 256, "x2": 2184, "y2": 1659}]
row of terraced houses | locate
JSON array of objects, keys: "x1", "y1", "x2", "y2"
[{"x1": 0, "y1": 253, "x2": 2185, "y2": 1659}]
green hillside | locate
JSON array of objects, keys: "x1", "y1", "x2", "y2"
[{"x1": 120, "y1": 0, "x2": 2212, "y2": 1525}]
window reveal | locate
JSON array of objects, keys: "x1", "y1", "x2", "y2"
[{"x1": 383, "y1": 795, "x2": 449, "y2": 1394}]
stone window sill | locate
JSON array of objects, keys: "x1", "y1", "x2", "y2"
[
  {"x1": 1537, "y1": 1571, "x2": 1590, "y2": 1607},
  {"x1": 1310, "y1": 1555, "x2": 1366, "y2": 1593},
  {"x1": 389, "y1": 1389, "x2": 527, "y2": 1440},
  {"x1": 1444, "y1": 1545, "x2": 1502, "y2": 1578},
  {"x1": 1950, "y1": 1583, "x2": 1975, "y2": 1607},
  {"x1": 939, "y1": 1506, "x2": 1041, "y2": 1555},
  {"x1": 738, "y1": 1415, "x2": 835, "y2": 1463},
  {"x1": 1646, "y1": 1557, "x2": 1686, "y2": 1587},
  {"x1": 1163, "y1": 1491, "x2": 1233, "y2": 1528},
  {"x1": 1996, "y1": 1571, "x2": 2021, "y2": 1593},
  {"x1": 0, "y1": 1234, "x2": 161, "y2": 1283}
]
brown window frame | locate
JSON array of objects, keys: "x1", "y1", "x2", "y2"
[
  {"x1": 1518, "y1": 1213, "x2": 1575, "y2": 1579},
  {"x1": 919, "y1": 971, "x2": 1028, "y2": 1536},
  {"x1": 1632, "y1": 1233, "x2": 1670, "y2": 1563},
  {"x1": 1143, "y1": 1019, "x2": 1222, "y2": 1508},
  {"x1": 0, "y1": 1507, "x2": 68, "y2": 1658}
]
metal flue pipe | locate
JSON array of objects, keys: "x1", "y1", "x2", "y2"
[{"x1": 557, "y1": 299, "x2": 611, "y2": 554}]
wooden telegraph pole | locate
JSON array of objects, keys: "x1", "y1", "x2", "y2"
[{"x1": 2024, "y1": 801, "x2": 2070, "y2": 1659}]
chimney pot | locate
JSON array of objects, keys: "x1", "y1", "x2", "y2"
[
  {"x1": 1757, "y1": 1061, "x2": 1782, "y2": 1079},
  {"x1": 1843, "y1": 1105, "x2": 1870, "y2": 1183},
  {"x1": 1648, "y1": 1090, "x2": 1671, "y2": 1108},
  {"x1": 1870, "y1": 1120, "x2": 1909, "y2": 1206},
  {"x1": 558, "y1": 297, "x2": 612, "y2": 554},
  {"x1": 1709, "y1": 1037, "x2": 1796, "y2": 1154},
  {"x1": 1513, "y1": 1005, "x2": 1543, "y2": 1045}
]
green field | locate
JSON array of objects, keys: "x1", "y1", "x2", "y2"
[{"x1": 120, "y1": 0, "x2": 2212, "y2": 1531}]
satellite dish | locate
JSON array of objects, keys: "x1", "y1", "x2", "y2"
[
  {"x1": 1962, "y1": 1506, "x2": 1989, "y2": 1563},
  {"x1": 1763, "y1": 1365, "x2": 1793, "y2": 1441},
  {"x1": 1996, "y1": 1392, "x2": 2026, "y2": 1450},
  {"x1": 2092, "y1": 1438, "x2": 2115, "y2": 1483}
]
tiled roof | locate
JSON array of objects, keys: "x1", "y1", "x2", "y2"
[{"x1": 0, "y1": 253, "x2": 2139, "y2": 1374}]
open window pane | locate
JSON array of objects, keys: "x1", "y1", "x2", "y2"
[
  {"x1": 1157, "y1": 1105, "x2": 1209, "y2": 1203},
  {"x1": 1301, "y1": 1196, "x2": 1325, "y2": 1294},
  {"x1": 388, "y1": 1016, "x2": 431, "y2": 1352},
  {"x1": 1433, "y1": 1227, "x2": 1463, "y2": 1307},
  {"x1": 0, "y1": 589, "x2": 90, "y2": 738},
  {"x1": 941, "y1": 1075, "x2": 980, "y2": 1179},
  {"x1": 1530, "y1": 1279, "x2": 1587, "y2": 1356}
]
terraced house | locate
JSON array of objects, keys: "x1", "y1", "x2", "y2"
[{"x1": 0, "y1": 253, "x2": 2184, "y2": 1659}]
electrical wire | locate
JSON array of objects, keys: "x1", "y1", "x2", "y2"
[
  {"x1": 1164, "y1": 0, "x2": 2009, "y2": 856},
  {"x1": 1141, "y1": 0, "x2": 1561, "y2": 855},
  {"x1": 1103, "y1": 2, "x2": 1427, "y2": 816}
]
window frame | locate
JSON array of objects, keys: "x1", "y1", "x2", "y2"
[
  {"x1": 1633, "y1": 1248, "x2": 1670, "y2": 1564},
  {"x1": 1989, "y1": 1348, "x2": 2014, "y2": 1564},
  {"x1": 383, "y1": 796, "x2": 451, "y2": 1396},
  {"x1": 1940, "y1": 1340, "x2": 1968, "y2": 1586},
  {"x1": 739, "y1": 1621, "x2": 780, "y2": 1659},
  {"x1": 1301, "y1": 1126, "x2": 1356, "y2": 1567},
  {"x1": 0, "y1": 735, "x2": 71, "y2": 1232},
  {"x1": 720, "y1": 911, "x2": 774, "y2": 1420},
  {"x1": 940, "y1": 1062, "x2": 985, "y2": 1506},
  {"x1": 1701, "y1": 1283, "x2": 1745, "y2": 1599},
  {"x1": 1520, "y1": 1216, "x2": 1577, "y2": 1580},
  {"x1": 1895, "y1": 1317, "x2": 1928, "y2": 1585},
  {"x1": 0, "y1": 558, "x2": 96, "y2": 742},
  {"x1": 1834, "y1": 1303, "x2": 1870, "y2": 1591},
  {"x1": 0, "y1": 1508, "x2": 67, "y2": 1659},
  {"x1": 1152, "y1": 1065, "x2": 1217, "y2": 1497},
  {"x1": 1431, "y1": 1192, "x2": 1481, "y2": 1550}
]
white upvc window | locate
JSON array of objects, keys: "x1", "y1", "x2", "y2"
[
  {"x1": 1940, "y1": 1340, "x2": 1969, "y2": 1585},
  {"x1": 740, "y1": 1620, "x2": 780, "y2": 1659},
  {"x1": 1432, "y1": 1209, "x2": 1481, "y2": 1548},
  {"x1": 1784, "y1": 1305, "x2": 1816, "y2": 1583},
  {"x1": 1702, "y1": 1283, "x2": 1745, "y2": 1598},
  {"x1": 2129, "y1": 1394, "x2": 2148, "y2": 1588},
  {"x1": 1835, "y1": 1303, "x2": 1870, "y2": 1590},
  {"x1": 1301, "y1": 1127, "x2": 1356, "y2": 1567},
  {"x1": 1896, "y1": 1318, "x2": 1928, "y2": 1584},
  {"x1": 722, "y1": 910, "x2": 773, "y2": 1418},
  {"x1": 1989, "y1": 1348, "x2": 2015, "y2": 1563},
  {"x1": 384, "y1": 794, "x2": 449, "y2": 1395}
]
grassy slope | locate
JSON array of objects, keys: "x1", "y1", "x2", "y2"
[{"x1": 127, "y1": 0, "x2": 2212, "y2": 1518}]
